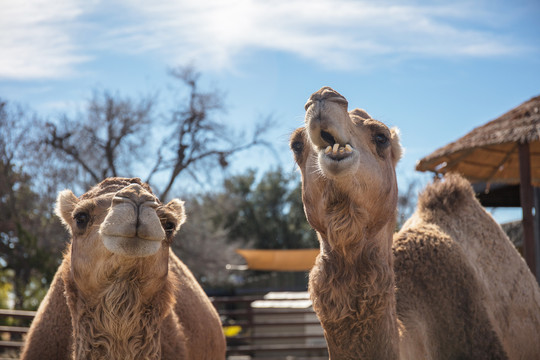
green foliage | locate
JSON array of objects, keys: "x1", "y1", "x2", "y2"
[
  {"x1": 0, "y1": 100, "x2": 66, "y2": 310},
  {"x1": 174, "y1": 167, "x2": 316, "y2": 289},
  {"x1": 200, "y1": 167, "x2": 316, "y2": 249},
  {"x1": 0, "y1": 270, "x2": 13, "y2": 310},
  {"x1": 0, "y1": 161, "x2": 63, "y2": 309}
]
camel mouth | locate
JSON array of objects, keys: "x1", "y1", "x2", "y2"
[
  {"x1": 321, "y1": 144, "x2": 354, "y2": 162},
  {"x1": 317, "y1": 130, "x2": 354, "y2": 162},
  {"x1": 320, "y1": 130, "x2": 336, "y2": 146},
  {"x1": 102, "y1": 235, "x2": 162, "y2": 257}
]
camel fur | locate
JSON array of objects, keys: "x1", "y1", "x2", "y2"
[
  {"x1": 21, "y1": 177, "x2": 226, "y2": 360},
  {"x1": 290, "y1": 87, "x2": 540, "y2": 359}
]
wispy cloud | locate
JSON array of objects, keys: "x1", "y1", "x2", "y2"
[
  {"x1": 114, "y1": 0, "x2": 526, "y2": 68},
  {"x1": 0, "y1": 0, "x2": 91, "y2": 79},
  {"x1": 0, "y1": 0, "x2": 534, "y2": 79}
]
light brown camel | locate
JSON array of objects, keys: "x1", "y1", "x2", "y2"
[
  {"x1": 21, "y1": 177, "x2": 226, "y2": 360},
  {"x1": 290, "y1": 87, "x2": 540, "y2": 359}
]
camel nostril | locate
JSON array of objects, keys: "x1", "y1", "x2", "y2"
[{"x1": 320, "y1": 130, "x2": 336, "y2": 146}]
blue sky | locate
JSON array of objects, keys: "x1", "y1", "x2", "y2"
[{"x1": 1, "y1": 0, "x2": 539, "y2": 222}]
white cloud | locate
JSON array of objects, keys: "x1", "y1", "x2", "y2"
[
  {"x1": 104, "y1": 0, "x2": 532, "y2": 69},
  {"x1": 0, "y1": 0, "x2": 91, "y2": 79},
  {"x1": 0, "y1": 0, "x2": 533, "y2": 79}
]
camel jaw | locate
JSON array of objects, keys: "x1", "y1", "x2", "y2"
[{"x1": 102, "y1": 235, "x2": 162, "y2": 257}]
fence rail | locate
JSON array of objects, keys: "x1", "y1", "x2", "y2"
[{"x1": 0, "y1": 294, "x2": 328, "y2": 359}]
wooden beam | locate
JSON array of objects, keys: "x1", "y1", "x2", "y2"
[
  {"x1": 534, "y1": 187, "x2": 540, "y2": 282},
  {"x1": 519, "y1": 142, "x2": 536, "y2": 277}
]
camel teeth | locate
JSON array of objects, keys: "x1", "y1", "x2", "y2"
[
  {"x1": 345, "y1": 144, "x2": 352, "y2": 153},
  {"x1": 339, "y1": 147, "x2": 345, "y2": 154},
  {"x1": 332, "y1": 143, "x2": 339, "y2": 155},
  {"x1": 324, "y1": 146, "x2": 332, "y2": 154}
]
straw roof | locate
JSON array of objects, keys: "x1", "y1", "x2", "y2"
[{"x1": 416, "y1": 95, "x2": 540, "y2": 185}]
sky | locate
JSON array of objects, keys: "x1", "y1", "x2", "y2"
[{"x1": 1, "y1": 0, "x2": 539, "y2": 222}]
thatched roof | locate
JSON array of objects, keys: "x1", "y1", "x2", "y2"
[{"x1": 416, "y1": 95, "x2": 540, "y2": 185}]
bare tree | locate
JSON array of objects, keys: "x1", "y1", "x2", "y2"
[
  {"x1": 149, "y1": 66, "x2": 270, "y2": 199},
  {"x1": 45, "y1": 90, "x2": 154, "y2": 188},
  {"x1": 43, "y1": 66, "x2": 270, "y2": 199}
]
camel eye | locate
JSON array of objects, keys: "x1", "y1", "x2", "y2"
[
  {"x1": 73, "y1": 212, "x2": 89, "y2": 228},
  {"x1": 374, "y1": 133, "x2": 389, "y2": 147},
  {"x1": 291, "y1": 140, "x2": 304, "y2": 154}
]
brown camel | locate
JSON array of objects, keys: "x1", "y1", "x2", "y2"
[
  {"x1": 290, "y1": 87, "x2": 540, "y2": 359},
  {"x1": 21, "y1": 177, "x2": 226, "y2": 360}
]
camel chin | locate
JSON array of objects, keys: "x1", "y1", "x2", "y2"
[{"x1": 102, "y1": 235, "x2": 162, "y2": 257}]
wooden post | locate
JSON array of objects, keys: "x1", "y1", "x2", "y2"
[
  {"x1": 534, "y1": 187, "x2": 540, "y2": 283},
  {"x1": 518, "y1": 142, "x2": 536, "y2": 277}
]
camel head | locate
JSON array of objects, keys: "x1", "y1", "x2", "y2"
[
  {"x1": 55, "y1": 177, "x2": 185, "y2": 295},
  {"x1": 290, "y1": 87, "x2": 402, "y2": 246}
]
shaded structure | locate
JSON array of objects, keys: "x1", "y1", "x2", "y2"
[
  {"x1": 416, "y1": 95, "x2": 540, "y2": 279},
  {"x1": 472, "y1": 183, "x2": 521, "y2": 207},
  {"x1": 236, "y1": 249, "x2": 319, "y2": 271}
]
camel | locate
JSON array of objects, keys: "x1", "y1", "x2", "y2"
[
  {"x1": 21, "y1": 177, "x2": 226, "y2": 360},
  {"x1": 290, "y1": 87, "x2": 540, "y2": 359}
]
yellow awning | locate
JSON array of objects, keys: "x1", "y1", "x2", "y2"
[{"x1": 236, "y1": 249, "x2": 319, "y2": 271}]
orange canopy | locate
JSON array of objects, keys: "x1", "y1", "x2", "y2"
[{"x1": 235, "y1": 249, "x2": 320, "y2": 271}]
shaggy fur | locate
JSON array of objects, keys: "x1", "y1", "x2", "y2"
[
  {"x1": 291, "y1": 87, "x2": 540, "y2": 359},
  {"x1": 397, "y1": 175, "x2": 540, "y2": 360},
  {"x1": 308, "y1": 185, "x2": 399, "y2": 359},
  {"x1": 21, "y1": 178, "x2": 226, "y2": 360},
  {"x1": 62, "y1": 254, "x2": 183, "y2": 360}
]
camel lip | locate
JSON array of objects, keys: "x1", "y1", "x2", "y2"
[
  {"x1": 102, "y1": 235, "x2": 163, "y2": 257},
  {"x1": 317, "y1": 144, "x2": 356, "y2": 175},
  {"x1": 319, "y1": 149, "x2": 356, "y2": 176},
  {"x1": 102, "y1": 234, "x2": 162, "y2": 242},
  {"x1": 325, "y1": 151, "x2": 354, "y2": 162}
]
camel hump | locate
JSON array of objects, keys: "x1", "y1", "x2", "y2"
[{"x1": 417, "y1": 173, "x2": 477, "y2": 215}]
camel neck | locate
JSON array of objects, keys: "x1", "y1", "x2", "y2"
[
  {"x1": 310, "y1": 225, "x2": 399, "y2": 359},
  {"x1": 63, "y1": 257, "x2": 176, "y2": 360},
  {"x1": 68, "y1": 279, "x2": 173, "y2": 360}
]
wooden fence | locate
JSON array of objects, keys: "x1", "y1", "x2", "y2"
[{"x1": 0, "y1": 294, "x2": 328, "y2": 359}]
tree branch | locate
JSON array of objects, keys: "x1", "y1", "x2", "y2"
[{"x1": 44, "y1": 123, "x2": 101, "y2": 183}]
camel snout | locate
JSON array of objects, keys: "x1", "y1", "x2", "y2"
[
  {"x1": 98, "y1": 185, "x2": 167, "y2": 257},
  {"x1": 305, "y1": 86, "x2": 348, "y2": 110},
  {"x1": 305, "y1": 90, "x2": 352, "y2": 150},
  {"x1": 100, "y1": 198, "x2": 165, "y2": 240}
]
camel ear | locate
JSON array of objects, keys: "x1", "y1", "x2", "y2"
[
  {"x1": 390, "y1": 127, "x2": 403, "y2": 166},
  {"x1": 349, "y1": 108, "x2": 371, "y2": 120},
  {"x1": 56, "y1": 190, "x2": 79, "y2": 228},
  {"x1": 166, "y1": 199, "x2": 186, "y2": 230}
]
